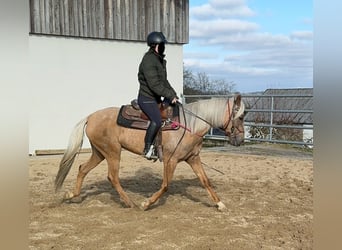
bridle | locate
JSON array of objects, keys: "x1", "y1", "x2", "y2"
[
  {"x1": 221, "y1": 99, "x2": 244, "y2": 135},
  {"x1": 221, "y1": 100, "x2": 233, "y2": 131}
]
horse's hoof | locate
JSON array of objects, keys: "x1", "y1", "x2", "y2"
[
  {"x1": 63, "y1": 191, "x2": 83, "y2": 203},
  {"x1": 64, "y1": 191, "x2": 74, "y2": 200},
  {"x1": 70, "y1": 196, "x2": 83, "y2": 203},
  {"x1": 140, "y1": 201, "x2": 149, "y2": 211},
  {"x1": 216, "y1": 201, "x2": 227, "y2": 212}
]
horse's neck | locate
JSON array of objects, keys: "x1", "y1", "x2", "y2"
[{"x1": 182, "y1": 102, "x2": 221, "y2": 136}]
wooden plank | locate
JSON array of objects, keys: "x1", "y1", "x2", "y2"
[
  {"x1": 169, "y1": 0, "x2": 176, "y2": 42},
  {"x1": 137, "y1": 0, "x2": 146, "y2": 40},
  {"x1": 89, "y1": 0, "x2": 95, "y2": 37},
  {"x1": 53, "y1": 0, "x2": 61, "y2": 35},
  {"x1": 184, "y1": 0, "x2": 189, "y2": 43},
  {"x1": 49, "y1": 0, "x2": 54, "y2": 33},
  {"x1": 124, "y1": 0, "x2": 130, "y2": 40},
  {"x1": 31, "y1": 0, "x2": 41, "y2": 33},
  {"x1": 29, "y1": 0, "x2": 34, "y2": 32},
  {"x1": 129, "y1": 0, "x2": 137, "y2": 40},
  {"x1": 114, "y1": 0, "x2": 122, "y2": 39},
  {"x1": 105, "y1": 0, "x2": 114, "y2": 38},
  {"x1": 175, "y1": 0, "x2": 181, "y2": 43},
  {"x1": 78, "y1": 0, "x2": 84, "y2": 36},
  {"x1": 69, "y1": 0, "x2": 76, "y2": 36},
  {"x1": 39, "y1": 0, "x2": 45, "y2": 33},
  {"x1": 59, "y1": 0, "x2": 65, "y2": 35},
  {"x1": 82, "y1": 0, "x2": 88, "y2": 36},
  {"x1": 120, "y1": 0, "x2": 128, "y2": 39},
  {"x1": 145, "y1": 0, "x2": 153, "y2": 34},
  {"x1": 160, "y1": 0, "x2": 168, "y2": 38},
  {"x1": 35, "y1": 148, "x2": 92, "y2": 156},
  {"x1": 64, "y1": 0, "x2": 70, "y2": 35},
  {"x1": 154, "y1": 0, "x2": 160, "y2": 32},
  {"x1": 98, "y1": 1, "x2": 105, "y2": 38},
  {"x1": 44, "y1": 0, "x2": 51, "y2": 33}
]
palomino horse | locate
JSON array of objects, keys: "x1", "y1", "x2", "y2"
[{"x1": 55, "y1": 94, "x2": 245, "y2": 211}]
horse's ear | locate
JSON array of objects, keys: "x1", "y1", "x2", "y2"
[{"x1": 234, "y1": 93, "x2": 242, "y2": 106}]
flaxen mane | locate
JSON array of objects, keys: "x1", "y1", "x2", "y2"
[{"x1": 181, "y1": 98, "x2": 245, "y2": 134}]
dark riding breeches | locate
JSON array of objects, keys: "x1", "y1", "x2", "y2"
[{"x1": 137, "y1": 95, "x2": 162, "y2": 146}]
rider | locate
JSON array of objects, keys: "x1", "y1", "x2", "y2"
[{"x1": 137, "y1": 31, "x2": 179, "y2": 159}]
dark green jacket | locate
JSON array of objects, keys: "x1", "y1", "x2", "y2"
[{"x1": 138, "y1": 48, "x2": 178, "y2": 101}]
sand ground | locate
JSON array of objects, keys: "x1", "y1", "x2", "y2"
[{"x1": 29, "y1": 144, "x2": 313, "y2": 250}]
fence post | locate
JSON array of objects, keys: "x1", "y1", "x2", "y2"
[{"x1": 269, "y1": 96, "x2": 274, "y2": 141}]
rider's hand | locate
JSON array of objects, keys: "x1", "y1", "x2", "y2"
[{"x1": 171, "y1": 97, "x2": 178, "y2": 104}]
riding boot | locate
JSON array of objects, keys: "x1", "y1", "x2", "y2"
[{"x1": 143, "y1": 121, "x2": 160, "y2": 159}]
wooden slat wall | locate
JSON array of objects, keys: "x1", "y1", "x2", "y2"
[{"x1": 29, "y1": 0, "x2": 189, "y2": 44}]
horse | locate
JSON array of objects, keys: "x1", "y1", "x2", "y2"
[{"x1": 55, "y1": 94, "x2": 246, "y2": 211}]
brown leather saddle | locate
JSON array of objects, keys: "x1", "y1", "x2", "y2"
[
  {"x1": 117, "y1": 99, "x2": 180, "y2": 162},
  {"x1": 117, "y1": 99, "x2": 180, "y2": 131}
]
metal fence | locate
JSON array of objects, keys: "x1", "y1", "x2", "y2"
[{"x1": 182, "y1": 94, "x2": 313, "y2": 147}]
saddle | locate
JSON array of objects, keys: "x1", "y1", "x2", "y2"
[
  {"x1": 117, "y1": 99, "x2": 180, "y2": 131},
  {"x1": 116, "y1": 99, "x2": 180, "y2": 162}
]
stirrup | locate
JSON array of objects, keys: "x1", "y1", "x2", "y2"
[{"x1": 144, "y1": 145, "x2": 158, "y2": 160}]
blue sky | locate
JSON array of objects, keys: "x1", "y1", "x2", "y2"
[{"x1": 183, "y1": 0, "x2": 313, "y2": 93}]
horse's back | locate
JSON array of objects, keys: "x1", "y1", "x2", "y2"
[
  {"x1": 86, "y1": 106, "x2": 121, "y2": 138},
  {"x1": 85, "y1": 106, "x2": 146, "y2": 155}
]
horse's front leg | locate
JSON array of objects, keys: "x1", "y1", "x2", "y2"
[
  {"x1": 107, "y1": 154, "x2": 136, "y2": 208},
  {"x1": 186, "y1": 155, "x2": 227, "y2": 211},
  {"x1": 141, "y1": 158, "x2": 178, "y2": 210}
]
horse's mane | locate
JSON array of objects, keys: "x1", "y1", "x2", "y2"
[
  {"x1": 181, "y1": 98, "x2": 228, "y2": 134},
  {"x1": 235, "y1": 100, "x2": 245, "y2": 118},
  {"x1": 181, "y1": 98, "x2": 245, "y2": 134}
]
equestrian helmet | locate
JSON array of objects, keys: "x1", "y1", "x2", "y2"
[{"x1": 147, "y1": 31, "x2": 167, "y2": 47}]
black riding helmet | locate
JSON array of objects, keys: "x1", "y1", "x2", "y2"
[{"x1": 147, "y1": 31, "x2": 167, "y2": 47}]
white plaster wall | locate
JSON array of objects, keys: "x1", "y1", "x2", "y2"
[{"x1": 29, "y1": 35, "x2": 183, "y2": 154}]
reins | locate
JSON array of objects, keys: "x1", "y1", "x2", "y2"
[
  {"x1": 164, "y1": 101, "x2": 188, "y2": 165},
  {"x1": 174, "y1": 101, "x2": 227, "y2": 176},
  {"x1": 183, "y1": 108, "x2": 214, "y2": 128},
  {"x1": 167, "y1": 99, "x2": 239, "y2": 176}
]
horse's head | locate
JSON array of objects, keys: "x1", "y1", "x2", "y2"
[{"x1": 222, "y1": 94, "x2": 245, "y2": 146}]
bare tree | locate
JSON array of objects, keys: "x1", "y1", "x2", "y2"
[
  {"x1": 183, "y1": 65, "x2": 196, "y2": 89},
  {"x1": 183, "y1": 65, "x2": 236, "y2": 96},
  {"x1": 196, "y1": 72, "x2": 211, "y2": 93}
]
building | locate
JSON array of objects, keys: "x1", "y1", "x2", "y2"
[{"x1": 29, "y1": 0, "x2": 189, "y2": 154}]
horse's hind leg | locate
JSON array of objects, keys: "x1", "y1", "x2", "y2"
[
  {"x1": 186, "y1": 155, "x2": 227, "y2": 211},
  {"x1": 64, "y1": 146, "x2": 104, "y2": 201}
]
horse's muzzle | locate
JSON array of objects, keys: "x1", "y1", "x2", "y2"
[{"x1": 229, "y1": 134, "x2": 244, "y2": 146}]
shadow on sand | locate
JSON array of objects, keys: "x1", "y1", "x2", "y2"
[{"x1": 67, "y1": 167, "x2": 213, "y2": 209}]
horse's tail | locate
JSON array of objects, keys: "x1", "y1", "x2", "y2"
[{"x1": 54, "y1": 117, "x2": 88, "y2": 192}]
